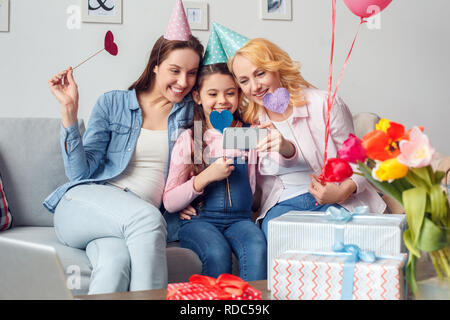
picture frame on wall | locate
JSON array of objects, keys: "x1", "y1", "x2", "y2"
[
  {"x1": 0, "y1": 0, "x2": 10, "y2": 32},
  {"x1": 260, "y1": 0, "x2": 292, "y2": 21},
  {"x1": 82, "y1": 0, "x2": 123, "y2": 24},
  {"x1": 183, "y1": 1, "x2": 209, "y2": 31}
]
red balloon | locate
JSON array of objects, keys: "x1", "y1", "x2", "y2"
[{"x1": 342, "y1": 0, "x2": 392, "y2": 19}]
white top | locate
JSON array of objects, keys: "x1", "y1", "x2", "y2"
[
  {"x1": 109, "y1": 128, "x2": 169, "y2": 208},
  {"x1": 271, "y1": 113, "x2": 311, "y2": 203}
]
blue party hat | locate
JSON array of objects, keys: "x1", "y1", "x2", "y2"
[
  {"x1": 203, "y1": 28, "x2": 228, "y2": 65},
  {"x1": 212, "y1": 22, "x2": 250, "y2": 59}
]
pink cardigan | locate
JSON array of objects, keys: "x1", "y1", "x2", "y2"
[
  {"x1": 163, "y1": 123, "x2": 299, "y2": 213},
  {"x1": 255, "y1": 88, "x2": 387, "y2": 223}
]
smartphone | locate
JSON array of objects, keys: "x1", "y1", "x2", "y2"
[{"x1": 222, "y1": 127, "x2": 268, "y2": 150}]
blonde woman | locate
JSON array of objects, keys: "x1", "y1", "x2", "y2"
[{"x1": 228, "y1": 38, "x2": 386, "y2": 238}]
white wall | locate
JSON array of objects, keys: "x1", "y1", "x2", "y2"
[{"x1": 1, "y1": 0, "x2": 449, "y2": 154}]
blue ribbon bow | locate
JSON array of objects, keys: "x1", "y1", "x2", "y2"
[
  {"x1": 326, "y1": 206, "x2": 369, "y2": 246},
  {"x1": 332, "y1": 242, "x2": 376, "y2": 300},
  {"x1": 326, "y1": 205, "x2": 369, "y2": 223}
]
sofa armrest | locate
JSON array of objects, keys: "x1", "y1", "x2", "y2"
[{"x1": 431, "y1": 152, "x2": 450, "y2": 185}]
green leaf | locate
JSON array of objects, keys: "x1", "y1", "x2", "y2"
[
  {"x1": 429, "y1": 184, "x2": 448, "y2": 224},
  {"x1": 434, "y1": 170, "x2": 445, "y2": 184},
  {"x1": 417, "y1": 217, "x2": 447, "y2": 252},
  {"x1": 403, "y1": 187, "x2": 427, "y2": 245},
  {"x1": 411, "y1": 167, "x2": 433, "y2": 187},
  {"x1": 403, "y1": 229, "x2": 421, "y2": 257},
  {"x1": 406, "y1": 255, "x2": 418, "y2": 295},
  {"x1": 358, "y1": 162, "x2": 403, "y2": 205}
]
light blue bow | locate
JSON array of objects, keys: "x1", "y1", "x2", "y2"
[
  {"x1": 326, "y1": 205, "x2": 369, "y2": 223},
  {"x1": 332, "y1": 242, "x2": 376, "y2": 300},
  {"x1": 326, "y1": 206, "x2": 369, "y2": 246}
]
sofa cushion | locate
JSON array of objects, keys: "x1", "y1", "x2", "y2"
[
  {"x1": 352, "y1": 112, "x2": 380, "y2": 139},
  {"x1": 0, "y1": 171, "x2": 13, "y2": 231},
  {"x1": 0, "y1": 118, "x2": 85, "y2": 227}
]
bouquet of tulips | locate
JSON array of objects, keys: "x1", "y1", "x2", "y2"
[{"x1": 324, "y1": 119, "x2": 449, "y2": 295}]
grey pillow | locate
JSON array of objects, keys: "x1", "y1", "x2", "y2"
[{"x1": 0, "y1": 171, "x2": 13, "y2": 231}]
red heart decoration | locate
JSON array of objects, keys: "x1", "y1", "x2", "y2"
[{"x1": 104, "y1": 31, "x2": 118, "y2": 56}]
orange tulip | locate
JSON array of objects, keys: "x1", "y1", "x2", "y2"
[{"x1": 362, "y1": 119, "x2": 404, "y2": 161}]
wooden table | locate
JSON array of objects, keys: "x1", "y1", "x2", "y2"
[{"x1": 78, "y1": 280, "x2": 271, "y2": 300}]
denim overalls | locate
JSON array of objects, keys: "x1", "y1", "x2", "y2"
[{"x1": 178, "y1": 128, "x2": 267, "y2": 281}]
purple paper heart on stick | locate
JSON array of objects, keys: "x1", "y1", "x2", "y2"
[{"x1": 262, "y1": 87, "x2": 290, "y2": 114}]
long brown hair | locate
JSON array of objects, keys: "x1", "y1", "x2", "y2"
[{"x1": 129, "y1": 35, "x2": 204, "y2": 93}]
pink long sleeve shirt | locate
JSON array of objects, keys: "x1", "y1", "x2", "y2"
[
  {"x1": 163, "y1": 122, "x2": 299, "y2": 214},
  {"x1": 255, "y1": 88, "x2": 387, "y2": 223}
]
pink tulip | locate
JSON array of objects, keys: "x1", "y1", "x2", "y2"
[
  {"x1": 337, "y1": 133, "x2": 367, "y2": 164},
  {"x1": 397, "y1": 127, "x2": 435, "y2": 168}
]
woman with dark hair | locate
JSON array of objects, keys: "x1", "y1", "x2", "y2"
[{"x1": 45, "y1": 1, "x2": 204, "y2": 294}]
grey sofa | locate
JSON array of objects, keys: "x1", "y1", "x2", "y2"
[
  {"x1": 1, "y1": 115, "x2": 448, "y2": 297},
  {"x1": 0, "y1": 118, "x2": 203, "y2": 296}
]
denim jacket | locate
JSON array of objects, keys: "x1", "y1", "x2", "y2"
[{"x1": 43, "y1": 89, "x2": 194, "y2": 213}]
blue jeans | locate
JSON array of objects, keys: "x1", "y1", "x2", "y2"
[
  {"x1": 261, "y1": 192, "x2": 342, "y2": 239},
  {"x1": 54, "y1": 183, "x2": 167, "y2": 294},
  {"x1": 179, "y1": 157, "x2": 267, "y2": 281},
  {"x1": 179, "y1": 215, "x2": 267, "y2": 281}
]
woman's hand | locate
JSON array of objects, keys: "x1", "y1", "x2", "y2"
[
  {"x1": 193, "y1": 158, "x2": 235, "y2": 192},
  {"x1": 308, "y1": 174, "x2": 357, "y2": 205},
  {"x1": 179, "y1": 205, "x2": 197, "y2": 220},
  {"x1": 257, "y1": 122, "x2": 295, "y2": 158},
  {"x1": 48, "y1": 67, "x2": 79, "y2": 128}
]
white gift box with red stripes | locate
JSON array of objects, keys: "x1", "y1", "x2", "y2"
[
  {"x1": 267, "y1": 211, "x2": 406, "y2": 289},
  {"x1": 271, "y1": 251, "x2": 407, "y2": 300}
]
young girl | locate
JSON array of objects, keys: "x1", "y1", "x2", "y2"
[{"x1": 163, "y1": 63, "x2": 297, "y2": 281}]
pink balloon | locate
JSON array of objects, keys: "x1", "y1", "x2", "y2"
[{"x1": 342, "y1": 0, "x2": 392, "y2": 19}]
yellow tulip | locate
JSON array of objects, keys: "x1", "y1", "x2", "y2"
[
  {"x1": 375, "y1": 118, "x2": 391, "y2": 133},
  {"x1": 372, "y1": 158, "x2": 409, "y2": 182}
]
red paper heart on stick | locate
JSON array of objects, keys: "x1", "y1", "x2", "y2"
[{"x1": 104, "y1": 31, "x2": 118, "y2": 56}]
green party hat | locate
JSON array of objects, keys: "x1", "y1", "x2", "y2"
[
  {"x1": 212, "y1": 22, "x2": 250, "y2": 59},
  {"x1": 203, "y1": 28, "x2": 228, "y2": 65}
]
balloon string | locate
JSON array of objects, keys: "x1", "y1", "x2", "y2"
[{"x1": 320, "y1": 6, "x2": 366, "y2": 180}]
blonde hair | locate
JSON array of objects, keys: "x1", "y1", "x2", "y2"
[{"x1": 228, "y1": 38, "x2": 314, "y2": 124}]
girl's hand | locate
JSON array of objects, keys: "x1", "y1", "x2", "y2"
[
  {"x1": 206, "y1": 157, "x2": 235, "y2": 182},
  {"x1": 308, "y1": 174, "x2": 357, "y2": 205},
  {"x1": 193, "y1": 157, "x2": 235, "y2": 193},
  {"x1": 179, "y1": 205, "x2": 197, "y2": 220},
  {"x1": 257, "y1": 122, "x2": 295, "y2": 158},
  {"x1": 48, "y1": 67, "x2": 79, "y2": 128}
]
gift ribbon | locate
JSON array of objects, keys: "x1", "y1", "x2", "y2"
[
  {"x1": 280, "y1": 248, "x2": 407, "y2": 300},
  {"x1": 332, "y1": 242, "x2": 376, "y2": 300},
  {"x1": 326, "y1": 206, "x2": 369, "y2": 245},
  {"x1": 166, "y1": 273, "x2": 249, "y2": 300}
]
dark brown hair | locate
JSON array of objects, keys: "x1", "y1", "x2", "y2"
[{"x1": 129, "y1": 35, "x2": 204, "y2": 92}]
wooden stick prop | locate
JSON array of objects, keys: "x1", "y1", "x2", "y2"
[
  {"x1": 73, "y1": 31, "x2": 118, "y2": 70},
  {"x1": 209, "y1": 110, "x2": 234, "y2": 207}
]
